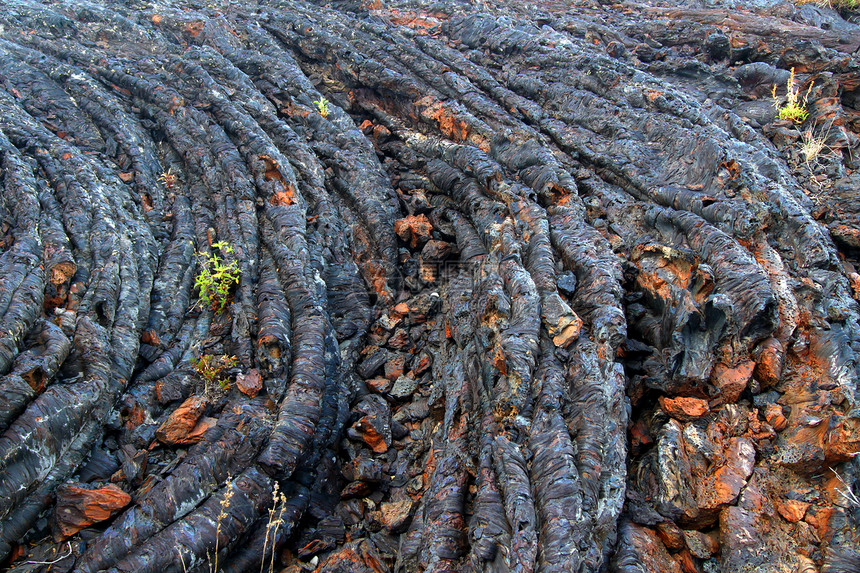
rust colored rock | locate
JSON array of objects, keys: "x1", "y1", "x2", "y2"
[
  {"x1": 384, "y1": 354, "x2": 406, "y2": 381},
  {"x1": 698, "y1": 438, "x2": 756, "y2": 510},
  {"x1": 682, "y1": 529, "x2": 719, "y2": 558},
  {"x1": 378, "y1": 500, "x2": 414, "y2": 533},
  {"x1": 387, "y1": 328, "x2": 412, "y2": 350},
  {"x1": 298, "y1": 538, "x2": 335, "y2": 558},
  {"x1": 393, "y1": 302, "x2": 410, "y2": 316},
  {"x1": 182, "y1": 417, "x2": 217, "y2": 444},
  {"x1": 420, "y1": 239, "x2": 452, "y2": 262},
  {"x1": 155, "y1": 396, "x2": 208, "y2": 445},
  {"x1": 313, "y1": 539, "x2": 387, "y2": 573},
  {"x1": 53, "y1": 484, "x2": 131, "y2": 540},
  {"x1": 235, "y1": 368, "x2": 262, "y2": 397},
  {"x1": 659, "y1": 396, "x2": 710, "y2": 421},
  {"x1": 365, "y1": 377, "x2": 393, "y2": 394},
  {"x1": 823, "y1": 415, "x2": 860, "y2": 463},
  {"x1": 753, "y1": 337, "x2": 784, "y2": 388},
  {"x1": 764, "y1": 403, "x2": 788, "y2": 431},
  {"x1": 613, "y1": 521, "x2": 683, "y2": 573},
  {"x1": 776, "y1": 499, "x2": 810, "y2": 523},
  {"x1": 850, "y1": 272, "x2": 860, "y2": 302},
  {"x1": 351, "y1": 417, "x2": 390, "y2": 453},
  {"x1": 674, "y1": 549, "x2": 699, "y2": 573},
  {"x1": 394, "y1": 214, "x2": 433, "y2": 248},
  {"x1": 341, "y1": 481, "x2": 373, "y2": 499},
  {"x1": 411, "y1": 353, "x2": 432, "y2": 376},
  {"x1": 656, "y1": 520, "x2": 686, "y2": 550},
  {"x1": 804, "y1": 506, "x2": 834, "y2": 540},
  {"x1": 631, "y1": 417, "x2": 654, "y2": 454},
  {"x1": 347, "y1": 396, "x2": 393, "y2": 454},
  {"x1": 711, "y1": 361, "x2": 754, "y2": 404},
  {"x1": 543, "y1": 292, "x2": 583, "y2": 348}
]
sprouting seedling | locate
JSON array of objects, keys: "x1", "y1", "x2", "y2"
[
  {"x1": 313, "y1": 97, "x2": 331, "y2": 118},
  {"x1": 158, "y1": 168, "x2": 178, "y2": 190},
  {"x1": 772, "y1": 67, "x2": 814, "y2": 124}
]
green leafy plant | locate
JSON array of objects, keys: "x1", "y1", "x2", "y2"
[
  {"x1": 313, "y1": 96, "x2": 331, "y2": 118},
  {"x1": 772, "y1": 67, "x2": 813, "y2": 124},
  {"x1": 191, "y1": 354, "x2": 238, "y2": 392},
  {"x1": 195, "y1": 241, "x2": 241, "y2": 313}
]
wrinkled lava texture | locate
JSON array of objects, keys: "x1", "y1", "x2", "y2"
[{"x1": 0, "y1": 0, "x2": 859, "y2": 572}]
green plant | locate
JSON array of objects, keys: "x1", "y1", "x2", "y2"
[
  {"x1": 195, "y1": 241, "x2": 241, "y2": 313},
  {"x1": 313, "y1": 96, "x2": 330, "y2": 118},
  {"x1": 191, "y1": 354, "x2": 238, "y2": 392},
  {"x1": 772, "y1": 67, "x2": 813, "y2": 124}
]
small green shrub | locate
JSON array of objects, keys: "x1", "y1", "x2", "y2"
[
  {"x1": 313, "y1": 96, "x2": 331, "y2": 118},
  {"x1": 191, "y1": 353, "x2": 238, "y2": 392},
  {"x1": 195, "y1": 241, "x2": 241, "y2": 313},
  {"x1": 772, "y1": 67, "x2": 813, "y2": 124}
]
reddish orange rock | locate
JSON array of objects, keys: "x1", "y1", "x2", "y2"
[
  {"x1": 682, "y1": 529, "x2": 720, "y2": 558},
  {"x1": 753, "y1": 337, "x2": 784, "y2": 388},
  {"x1": 674, "y1": 549, "x2": 698, "y2": 573},
  {"x1": 410, "y1": 354, "x2": 432, "y2": 376},
  {"x1": 656, "y1": 520, "x2": 686, "y2": 550},
  {"x1": 123, "y1": 401, "x2": 148, "y2": 431},
  {"x1": 804, "y1": 505, "x2": 834, "y2": 540},
  {"x1": 353, "y1": 416, "x2": 390, "y2": 453},
  {"x1": 366, "y1": 377, "x2": 393, "y2": 394},
  {"x1": 698, "y1": 438, "x2": 756, "y2": 510},
  {"x1": 155, "y1": 395, "x2": 208, "y2": 445},
  {"x1": 659, "y1": 396, "x2": 710, "y2": 421},
  {"x1": 394, "y1": 214, "x2": 433, "y2": 248},
  {"x1": 764, "y1": 403, "x2": 788, "y2": 431},
  {"x1": 711, "y1": 361, "x2": 754, "y2": 404},
  {"x1": 618, "y1": 521, "x2": 683, "y2": 573},
  {"x1": 384, "y1": 355, "x2": 406, "y2": 381},
  {"x1": 183, "y1": 416, "x2": 217, "y2": 444},
  {"x1": 849, "y1": 271, "x2": 860, "y2": 301},
  {"x1": 313, "y1": 539, "x2": 387, "y2": 573},
  {"x1": 378, "y1": 500, "x2": 414, "y2": 533},
  {"x1": 235, "y1": 368, "x2": 262, "y2": 397},
  {"x1": 392, "y1": 302, "x2": 410, "y2": 316},
  {"x1": 53, "y1": 484, "x2": 131, "y2": 540},
  {"x1": 824, "y1": 415, "x2": 860, "y2": 463},
  {"x1": 341, "y1": 481, "x2": 372, "y2": 499},
  {"x1": 776, "y1": 499, "x2": 810, "y2": 523}
]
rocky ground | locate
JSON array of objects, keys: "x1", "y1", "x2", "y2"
[{"x1": 0, "y1": 0, "x2": 859, "y2": 571}]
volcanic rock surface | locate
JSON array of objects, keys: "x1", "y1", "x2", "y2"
[{"x1": 0, "y1": 0, "x2": 859, "y2": 572}]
